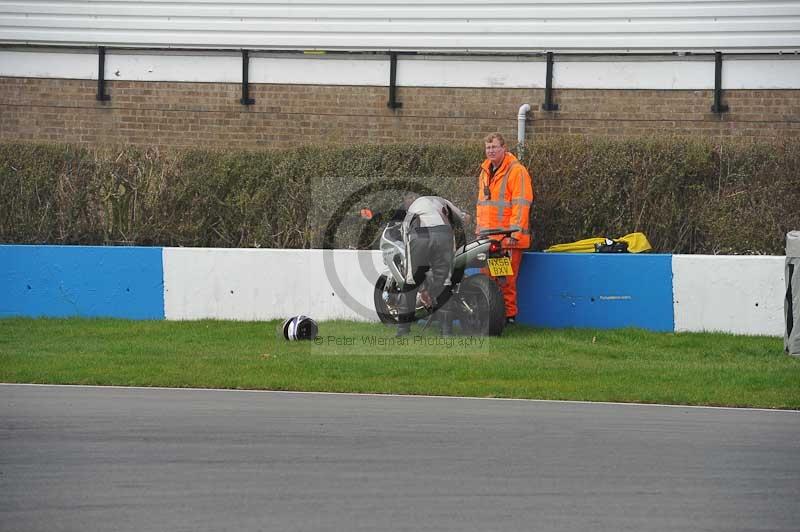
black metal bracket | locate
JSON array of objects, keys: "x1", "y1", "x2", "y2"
[
  {"x1": 711, "y1": 51, "x2": 729, "y2": 113},
  {"x1": 541, "y1": 52, "x2": 558, "y2": 111},
  {"x1": 387, "y1": 52, "x2": 403, "y2": 109},
  {"x1": 96, "y1": 46, "x2": 111, "y2": 101},
  {"x1": 240, "y1": 50, "x2": 255, "y2": 105}
]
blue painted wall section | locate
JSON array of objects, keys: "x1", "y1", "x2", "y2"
[
  {"x1": 0, "y1": 245, "x2": 164, "y2": 319},
  {"x1": 1, "y1": 245, "x2": 676, "y2": 330},
  {"x1": 516, "y1": 252, "x2": 675, "y2": 332}
]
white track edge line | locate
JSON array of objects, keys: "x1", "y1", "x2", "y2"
[{"x1": 2, "y1": 382, "x2": 798, "y2": 413}]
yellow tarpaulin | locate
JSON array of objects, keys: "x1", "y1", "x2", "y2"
[{"x1": 545, "y1": 232, "x2": 652, "y2": 253}]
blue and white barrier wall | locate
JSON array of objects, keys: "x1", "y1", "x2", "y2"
[
  {"x1": 516, "y1": 253, "x2": 785, "y2": 335},
  {"x1": 0, "y1": 245, "x2": 787, "y2": 336}
]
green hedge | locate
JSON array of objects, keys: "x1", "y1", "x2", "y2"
[{"x1": 1, "y1": 137, "x2": 798, "y2": 254}]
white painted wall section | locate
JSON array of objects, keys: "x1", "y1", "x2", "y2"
[
  {"x1": 163, "y1": 247, "x2": 385, "y2": 322},
  {"x1": 255, "y1": 56, "x2": 388, "y2": 86},
  {"x1": 555, "y1": 60, "x2": 715, "y2": 90},
  {"x1": 0, "y1": 50, "x2": 98, "y2": 79},
  {"x1": 105, "y1": 53, "x2": 243, "y2": 84},
  {"x1": 3, "y1": 50, "x2": 800, "y2": 90},
  {"x1": 723, "y1": 59, "x2": 800, "y2": 90},
  {"x1": 673, "y1": 255, "x2": 786, "y2": 336},
  {"x1": 400, "y1": 57, "x2": 546, "y2": 88}
]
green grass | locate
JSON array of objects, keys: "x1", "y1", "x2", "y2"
[{"x1": 1, "y1": 318, "x2": 798, "y2": 409}]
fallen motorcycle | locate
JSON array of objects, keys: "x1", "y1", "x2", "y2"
[{"x1": 374, "y1": 221, "x2": 514, "y2": 336}]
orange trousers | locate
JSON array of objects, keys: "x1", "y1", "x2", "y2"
[{"x1": 483, "y1": 248, "x2": 523, "y2": 318}]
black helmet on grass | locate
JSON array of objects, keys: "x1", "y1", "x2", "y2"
[{"x1": 281, "y1": 315, "x2": 319, "y2": 341}]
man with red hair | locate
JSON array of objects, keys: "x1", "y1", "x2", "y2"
[{"x1": 475, "y1": 132, "x2": 534, "y2": 324}]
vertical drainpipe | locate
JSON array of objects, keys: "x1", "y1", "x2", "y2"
[{"x1": 517, "y1": 103, "x2": 531, "y2": 158}]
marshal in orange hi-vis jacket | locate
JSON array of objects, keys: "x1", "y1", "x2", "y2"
[{"x1": 476, "y1": 133, "x2": 534, "y2": 321}]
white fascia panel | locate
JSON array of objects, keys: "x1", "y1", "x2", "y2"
[
  {"x1": 556, "y1": 60, "x2": 715, "y2": 90},
  {"x1": 724, "y1": 59, "x2": 800, "y2": 89},
  {"x1": 673, "y1": 255, "x2": 785, "y2": 336},
  {"x1": 252, "y1": 56, "x2": 388, "y2": 86},
  {"x1": 105, "y1": 53, "x2": 241, "y2": 83},
  {"x1": 0, "y1": 50, "x2": 97, "y2": 79},
  {"x1": 400, "y1": 58, "x2": 546, "y2": 88},
  {"x1": 3, "y1": 49, "x2": 800, "y2": 90}
]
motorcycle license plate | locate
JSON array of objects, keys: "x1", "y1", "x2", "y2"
[{"x1": 487, "y1": 257, "x2": 513, "y2": 276}]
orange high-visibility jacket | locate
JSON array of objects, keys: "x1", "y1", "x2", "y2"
[{"x1": 476, "y1": 152, "x2": 534, "y2": 249}]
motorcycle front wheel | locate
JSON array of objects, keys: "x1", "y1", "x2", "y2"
[
  {"x1": 454, "y1": 274, "x2": 506, "y2": 336},
  {"x1": 374, "y1": 274, "x2": 430, "y2": 325},
  {"x1": 374, "y1": 274, "x2": 402, "y2": 325}
]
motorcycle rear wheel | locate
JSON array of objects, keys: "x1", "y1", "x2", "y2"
[{"x1": 455, "y1": 274, "x2": 506, "y2": 336}]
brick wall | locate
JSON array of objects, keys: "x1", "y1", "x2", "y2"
[{"x1": 1, "y1": 77, "x2": 799, "y2": 149}]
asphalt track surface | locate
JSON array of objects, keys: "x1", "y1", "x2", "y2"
[{"x1": 1, "y1": 384, "x2": 799, "y2": 532}]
